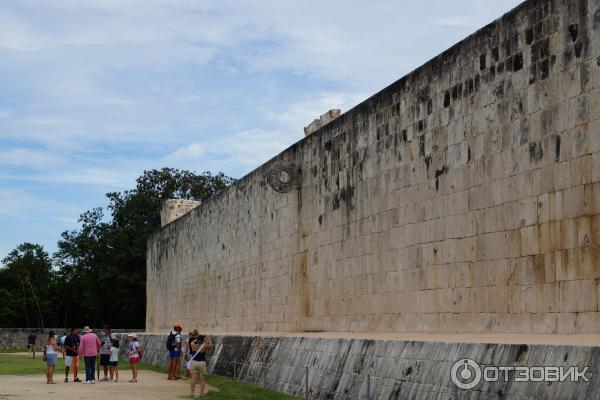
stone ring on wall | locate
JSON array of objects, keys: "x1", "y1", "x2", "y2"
[{"x1": 266, "y1": 161, "x2": 300, "y2": 193}]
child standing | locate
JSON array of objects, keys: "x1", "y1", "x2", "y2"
[
  {"x1": 109, "y1": 339, "x2": 120, "y2": 382},
  {"x1": 126, "y1": 333, "x2": 141, "y2": 383}
]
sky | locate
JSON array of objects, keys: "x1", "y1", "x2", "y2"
[{"x1": 0, "y1": 0, "x2": 523, "y2": 260}]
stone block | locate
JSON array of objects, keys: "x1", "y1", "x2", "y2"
[
  {"x1": 521, "y1": 225, "x2": 540, "y2": 255},
  {"x1": 559, "y1": 280, "x2": 598, "y2": 312}
]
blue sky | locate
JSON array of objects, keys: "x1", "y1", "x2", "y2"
[{"x1": 0, "y1": 0, "x2": 522, "y2": 259}]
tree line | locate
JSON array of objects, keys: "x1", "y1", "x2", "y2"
[{"x1": 0, "y1": 168, "x2": 234, "y2": 329}]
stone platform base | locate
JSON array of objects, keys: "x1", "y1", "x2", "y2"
[{"x1": 134, "y1": 332, "x2": 600, "y2": 400}]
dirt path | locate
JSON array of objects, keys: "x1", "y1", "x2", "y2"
[{"x1": 0, "y1": 370, "x2": 215, "y2": 399}]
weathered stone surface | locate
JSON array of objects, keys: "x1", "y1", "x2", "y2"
[
  {"x1": 147, "y1": 0, "x2": 600, "y2": 334},
  {"x1": 160, "y1": 199, "x2": 200, "y2": 227},
  {"x1": 134, "y1": 333, "x2": 600, "y2": 400}
]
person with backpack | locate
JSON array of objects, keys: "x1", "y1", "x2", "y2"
[{"x1": 167, "y1": 323, "x2": 183, "y2": 380}]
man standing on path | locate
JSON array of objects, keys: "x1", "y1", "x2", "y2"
[
  {"x1": 99, "y1": 324, "x2": 117, "y2": 382},
  {"x1": 63, "y1": 327, "x2": 81, "y2": 383},
  {"x1": 78, "y1": 326, "x2": 101, "y2": 384},
  {"x1": 27, "y1": 331, "x2": 37, "y2": 359},
  {"x1": 167, "y1": 323, "x2": 183, "y2": 380}
]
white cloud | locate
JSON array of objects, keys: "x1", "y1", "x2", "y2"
[
  {"x1": 0, "y1": 0, "x2": 524, "y2": 255},
  {"x1": 166, "y1": 143, "x2": 207, "y2": 162},
  {"x1": 267, "y1": 91, "x2": 367, "y2": 133},
  {"x1": 0, "y1": 148, "x2": 67, "y2": 169},
  {"x1": 0, "y1": 188, "x2": 79, "y2": 220}
]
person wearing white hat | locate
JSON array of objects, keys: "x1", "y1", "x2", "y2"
[{"x1": 126, "y1": 333, "x2": 142, "y2": 383}]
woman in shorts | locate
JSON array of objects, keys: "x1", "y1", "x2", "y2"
[
  {"x1": 189, "y1": 335, "x2": 212, "y2": 397},
  {"x1": 45, "y1": 331, "x2": 59, "y2": 384}
]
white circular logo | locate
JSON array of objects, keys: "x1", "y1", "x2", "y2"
[{"x1": 451, "y1": 358, "x2": 482, "y2": 390}]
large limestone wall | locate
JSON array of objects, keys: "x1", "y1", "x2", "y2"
[{"x1": 147, "y1": 0, "x2": 600, "y2": 334}]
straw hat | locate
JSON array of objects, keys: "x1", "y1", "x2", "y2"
[
  {"x1": 82, "y1": 326, "x2": 92, "y2": 333},
  {"x1": 127, "y1": 333, "x2": 137, "y2": 339}
]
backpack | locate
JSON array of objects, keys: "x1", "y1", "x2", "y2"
[{"x1": 166, "y1": 332, "x2": 178, "y2": 351}]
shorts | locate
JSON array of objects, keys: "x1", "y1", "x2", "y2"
[
  {"x1": 169, "y1": 350, "x2": 181, "y2": 358},
  {"x1": 46, "y1": 354, "x2": 57, "y2": 366},
  {"x1": 190, "y1": 361, "x2": 207, "y2": 375},
  {"x1": 99, "y1": 354, "x2": 111, "y2": 366},
  {"x1": 129, "y1": 357, "x2": 141, "y2": 364},
  {"x1": 27, "y1": 343, "x2": 35, "y2": 349},
  {"x1": 65, "y1": 356, "x2": 78, "y2": 367},
  {"x1": 108, "y1": 361, "x2": 118, "y2": 367}
]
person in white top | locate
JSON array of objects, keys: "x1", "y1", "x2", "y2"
[
  {"x1": 109, "y1": 339, "x2": 120, "y2": 382},
  {"x1": 126, "y1": 333, "x2": 142, "y2": 383},
  {"x1": 45, "y1": 331, "x2": 60, "y2": 384}
]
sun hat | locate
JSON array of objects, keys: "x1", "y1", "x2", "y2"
[
  {"x1": 127, "y1": 333, "x2": 137, "y2": 339},
  {"x1": 174, "y1": 322, "x2": 182, "y2": 329},
  {"x1": 190, "y1": 329, "x2": 199, "y2": 336},
  {"x1": 82, "y1": 326, "x2": 92, "y2": 333}
]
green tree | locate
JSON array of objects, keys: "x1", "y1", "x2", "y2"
[
  {"x1": 0, "y1": 243, "x2": 56, "y2": 328},
  {"x1": 54, "y1": 168, "x2": 233, "y2": 328}
]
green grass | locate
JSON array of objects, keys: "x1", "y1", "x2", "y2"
[
  {"x1": 0, "y1": 354, "x2": 43, "y2": 375},
  {"x1": 0, "y1": 348, "x2": 25, "y2": 353},
  {"x1": 0, "y1": 354, "x2": 299, "y2": 400},
  {"x1": 135, "y1": 363, "x2": 300, "y2": 399}
]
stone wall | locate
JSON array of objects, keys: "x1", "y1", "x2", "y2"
[
  {"x1": 147, "y1": 0, "x2": 600, "y2": 334},
  {"x1": 160, "y1": 199, "x2": 201, "y2": 227},
  {"x1": 134, "y1": 333, "x2": 600, "y2": 400},
  {"x1": 0, "y1": 328, "x2": 45, "y2": 349},
  {"x1": 0, "y1": 328, "x2": 133, "y2": 350}
]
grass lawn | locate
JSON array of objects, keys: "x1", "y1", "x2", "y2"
[
  {"x1": 0, "y1": 348, "x2": 26, "y2": 353},
  {"x1": 0, "y1": 354, "x2": 299, "y2": 400}
]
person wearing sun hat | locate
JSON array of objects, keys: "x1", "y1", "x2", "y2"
[
  {"x1": 126, "y1": 333, "x2": 142, "y2": 383},
  {"x1": 78, "y1": 326, "x2": 101, "y2": 384}
]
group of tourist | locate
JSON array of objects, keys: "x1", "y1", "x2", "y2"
[
  {"x1": 37, "y1": 325, "x2": 141, "y2": 385},
  {"x1": 166, "y1": 323, "x2": 213, "y2": 397},
  {"x1": 30, "y1": 322, "x2": 212, "y2": 397}
]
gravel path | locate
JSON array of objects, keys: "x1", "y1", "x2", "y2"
[{"x1": 0, "y1": 370, "x2": 214, "y2": 399}]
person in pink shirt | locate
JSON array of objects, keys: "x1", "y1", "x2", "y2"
[{"x1": 78, "y1": 326, "x2": 101, "y2": 384}]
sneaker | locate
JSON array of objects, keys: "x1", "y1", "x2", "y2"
[
  {"x1": 64, "y1": 378, "x2": 68, "y2": 383},
  {"x1": 74, "y1": 377, "x2": 81, "y2": 382},
  {"x1": 83, "y1": 381, "x2": 90, "y2": 384},
  {"x1": 91, "y1": 380, "x2": 96, "y2": 384}
]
